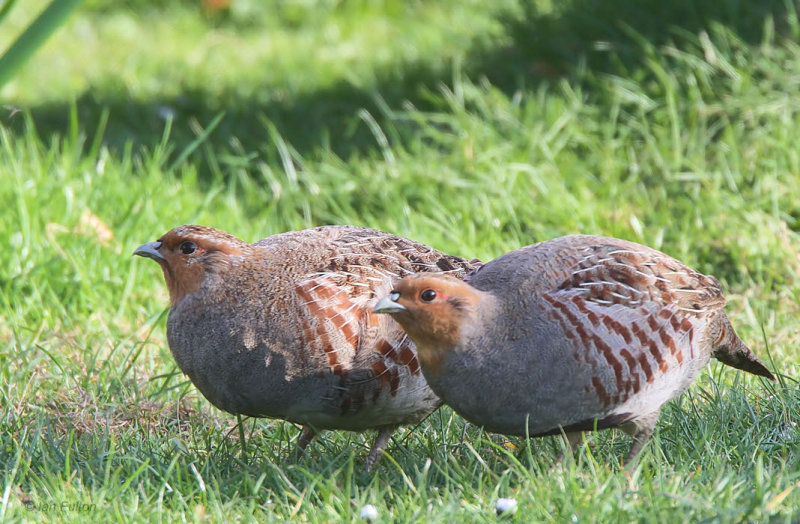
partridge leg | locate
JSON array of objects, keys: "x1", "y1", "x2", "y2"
[
  {"x1": 620, "y1": 410, "x2": 660, "y2": 466},
  {"x1": 554, "y1": 431, "x2": 584, "y2": 462},
  {"x1": 566, "y1": 431, "x2": 584, "y2": 452},
  {"x1": 365, "y1": 427, "x2": 394, "y2": 471},
  {"x1": 296, "y1": 425, "x2": 317, "y2": 458}
]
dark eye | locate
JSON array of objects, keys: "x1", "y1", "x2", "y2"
[
  {"x1": 420, "y1": 289, "x2": 437, "y2": 302},
  {"x1": 179, "y1": 241, "x2": 197, "y2": 255}
]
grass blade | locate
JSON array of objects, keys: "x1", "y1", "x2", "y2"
[{"x1": 0, "y1": 0, "x2": 84, "y2": 89}]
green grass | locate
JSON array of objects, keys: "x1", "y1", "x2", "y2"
[{"x1": 2, "y1": 0, "x2": 799, "y2": 521}]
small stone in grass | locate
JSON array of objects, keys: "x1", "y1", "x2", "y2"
[
  {"x1": 360, "y1": 504, "x2": 379, "y2": 520},
  {"x1": 496, "y1": 498, "x2": 518, "y2": 516}
]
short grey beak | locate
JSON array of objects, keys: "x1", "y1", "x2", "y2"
[
  {"x1": 133, "y1": 241, "x2": 165, "y2": 261},
  {"x1": 373, "y1": 294, "x2": 407, "y2": 314}
]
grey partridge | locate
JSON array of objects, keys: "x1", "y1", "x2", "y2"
[
  {"x1": 373, "y1": 235, "x2": 776, "y2": 464},
  {"x1": 134, "y1": 225, "x2": 480, "y2": 467}
]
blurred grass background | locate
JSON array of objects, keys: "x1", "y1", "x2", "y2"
[{"x1": 1, "y1": 0, "x2": 798, "y2": 521}]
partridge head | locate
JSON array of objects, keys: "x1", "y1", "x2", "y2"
[
  {"x1": 374, "y1": 235, "x2": 776, "y2": 464},
  {"x1": 135, "y1": 224, "x2": 481, "y2": 467}
]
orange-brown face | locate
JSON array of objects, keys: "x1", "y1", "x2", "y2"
[
  {"x1": 134, "y1": 225, "x2": 245, "y2": 305},
  {"x1": 373, "y1": 274, "x2": 481, "y2": 373}
]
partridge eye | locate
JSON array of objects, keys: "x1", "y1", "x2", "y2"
[
  {"x1": 179, "y1": 241, "x2": 197, "y2": 255},
  {"x1": 420, "y1": 289, "x2": 437, "y2": 302}
]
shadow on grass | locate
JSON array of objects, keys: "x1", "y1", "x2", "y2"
[
  {"x1": 4, "y1": 0, "x2": 792, "y2": 176},
  {"x1": 473, "y1": 0, "x2": 793, "y2": 87}
]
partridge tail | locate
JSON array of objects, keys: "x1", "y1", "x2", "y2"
[{"x1": 711, "y1": 313, "x2": 776, "y2": 381}]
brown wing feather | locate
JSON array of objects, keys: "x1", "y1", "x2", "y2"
[
  {"x1": 293, "y1": 229, "x2": 480, "y2": 414},
  {"x1": 556, "y1": 242, "x2": 726, "y2": 313}
]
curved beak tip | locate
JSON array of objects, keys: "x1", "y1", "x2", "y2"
[
  {"x1": 133, "y1": 241, "x2": 165, "y2": 261},
  {"x1": 373, "y1": 295, "x2": 407, "y2": 314}
]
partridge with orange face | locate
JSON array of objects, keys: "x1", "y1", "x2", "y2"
[
  {"x1": 134, "y1": 225, "x2": 480, "y2": 467},
  {"x1": 374, "y1": 235, "x2": 776, "y2": 463}
]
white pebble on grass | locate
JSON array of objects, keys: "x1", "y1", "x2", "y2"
[
  {"x1": 496, "y1": 498, "x2": 518, "y2": 515},
  {"x1": 360, "y1": 504, "x2": 379, "y2": 520}
]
